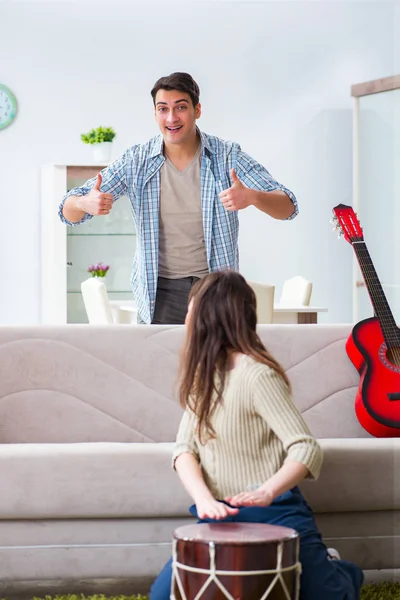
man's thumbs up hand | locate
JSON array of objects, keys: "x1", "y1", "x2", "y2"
[
  {"x1": 93, "y1": 173, "x2": 103, "y2": 191},
  {"x1": 77, "y1": 172, "x2": 114, "y2": 216},
  {"x1": 219, "y1": 168, "x2": 251, "y2": 212},
  {"x1": 230, "y1": 168, "x2": 242, "y2": 186}
]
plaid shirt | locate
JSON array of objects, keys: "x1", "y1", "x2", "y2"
[{"x1": 59, "y1": 129, "x2": 298, "y2": 323}]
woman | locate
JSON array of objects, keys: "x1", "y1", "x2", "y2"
[{"x1": 150, "y1": 271, "x2": 363, "y2": 600}]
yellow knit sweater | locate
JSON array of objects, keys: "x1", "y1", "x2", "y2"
[{"x1": 172, "y1": 354, "x2": 323, "y2": 498}]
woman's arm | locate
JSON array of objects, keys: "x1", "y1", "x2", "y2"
[
  {"x1": 252, "y1": 367, "x2": 323, "y2": 480},
  {"x1": 175, "y1": 452, "x2": 214, "y2": 504},
  {"x1": 226, "y1": 459, "x2": 308, "y2": 507},
  {"x1": 259, "y1": 459, "x2": 309, "y2": 498},
  {"x1": 226, "y1": 366, "x2": 323, "y2": 507},
  {"x1": 175, "y1": 452, "x2": 239, "y2": 519},
  {"x1": 173, "y1": 410, "x2": 240, "y2": 520}
]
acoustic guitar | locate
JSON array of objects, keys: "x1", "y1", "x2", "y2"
[{"x1": 332, "y1": 203, "x2": 400, "y2": 437}]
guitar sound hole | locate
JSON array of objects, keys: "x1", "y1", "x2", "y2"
[{"x1": 386, "y1": 347, "x2": 400, "y2": 367}]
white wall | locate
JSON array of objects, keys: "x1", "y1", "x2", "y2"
[
  {"x1": 0, "y1": 0, "x2": 396, "y2": 324},
  {"x1": 396, "y1": 3, "x2": 400, "y2": 71}
]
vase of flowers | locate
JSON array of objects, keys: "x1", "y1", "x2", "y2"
[{"x1": 88, "y1": 263, "x2": 110, "y2": 278}]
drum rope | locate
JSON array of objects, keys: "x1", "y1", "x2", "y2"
[{"x1": 171, "y1": 539, "x2": 301, "y2": 600}]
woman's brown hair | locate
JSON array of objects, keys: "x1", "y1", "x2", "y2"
[{"x1": 179, "y1": 270, "x2": 290, "y2": 442}]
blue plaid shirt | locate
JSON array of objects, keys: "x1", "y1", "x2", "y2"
[{"x1": 59, "y1": 129, "x2": 298, "y2": 323}]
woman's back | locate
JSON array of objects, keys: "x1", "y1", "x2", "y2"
[{"x1": 173, "y1": 353, "x2": 322, "y2": 499}]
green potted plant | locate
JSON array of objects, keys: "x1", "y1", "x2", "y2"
[{"x1": 81, "y1": 126, "x2": 116, "y2": 162}]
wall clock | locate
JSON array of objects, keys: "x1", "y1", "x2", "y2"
[{"x1": 0, "y1": 84, "x2": 18, "y2": 130}]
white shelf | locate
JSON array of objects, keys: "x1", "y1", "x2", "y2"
[{"x1": 41, "y1": 164, "x2": 136, "y2": 324}]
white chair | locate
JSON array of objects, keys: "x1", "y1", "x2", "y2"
[
  {"x1": 81, "y1": 277, "x2": 114, "y2": 324},
  {"x1": 280, "y1": 276, "x2": 313, "y2": 307},
  {"x1": 248, "y1": 281, "x2": 275, "y2": 324}
]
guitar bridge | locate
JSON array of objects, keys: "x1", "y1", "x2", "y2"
[{"x1": 387, "y1": 393, "x2": 400, "y2": 401}]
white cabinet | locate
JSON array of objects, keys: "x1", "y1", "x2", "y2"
[{"x1": 41, "y1": 164, "x2": 136, "y2": 324}]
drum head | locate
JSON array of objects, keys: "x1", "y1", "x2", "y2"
[{"x1": 174, "y1": 522, "x2": 298, "y2": 544}]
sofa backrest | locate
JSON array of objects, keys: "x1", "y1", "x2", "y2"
[{"x1": 0, "y1": 324, "x2": 369, "y2": 443}]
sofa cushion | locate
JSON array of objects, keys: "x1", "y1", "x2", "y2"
[
  {"x1": 301, "y1": 438, "x2": 400, "y2": 512},
  {"x1": 0, "y1": 324, "x2": 368, "y2": 443},
  {"x1": 1, "y1": 438, "x2": 398, "y2": 519}
]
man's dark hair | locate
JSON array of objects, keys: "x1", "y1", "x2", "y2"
[{"x1": 151, "y1": 72, "x2": 200, "y2": 108}]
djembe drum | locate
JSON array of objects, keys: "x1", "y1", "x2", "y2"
[{"x1": 171, "y1": 522, "x2": 300, "y2": 600}]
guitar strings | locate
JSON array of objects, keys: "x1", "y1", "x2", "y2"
[{"x1": 353, "y1": 240, "x2": 400, "y2": 364}]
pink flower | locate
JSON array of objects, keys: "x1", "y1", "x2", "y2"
[{"x1": 88, "y1": 263, "x2": 110, "y2": 277}]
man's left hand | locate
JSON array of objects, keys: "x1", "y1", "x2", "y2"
[{"x1": 219, "y1": 169, "x2": 252, "y2": 211}]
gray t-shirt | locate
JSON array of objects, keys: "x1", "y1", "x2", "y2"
[{"x1": 158, "y1": 147, "x2": 209, "y2": 279}]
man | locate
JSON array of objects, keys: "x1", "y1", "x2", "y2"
[{"x1": 59, "y1": 72, "x2": 298, "y2": 324}]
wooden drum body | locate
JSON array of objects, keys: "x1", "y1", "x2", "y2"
[{"x1": 171, "y1": 522, "x2": 300, "y2": 600}]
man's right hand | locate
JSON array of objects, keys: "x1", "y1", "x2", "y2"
[{"x1": 77, "y1": 173, "x2": 114, "y2": 216}]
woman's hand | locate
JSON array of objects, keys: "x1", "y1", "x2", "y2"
[
  {"x1": 196, "y1": 497, "x2": 239, "y2": 520},
  {"x1": 225, "y1": 488, "x2": 274, "y2": 507}
]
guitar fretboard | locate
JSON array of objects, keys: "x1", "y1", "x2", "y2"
[{"x1": 353, "y1": 241, "x2": 400, "y2": 348}]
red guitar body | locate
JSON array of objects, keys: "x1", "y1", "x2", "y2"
[
  {"x1": 333, "y1": 203, "x2": 400, "y2": 437},
  {"x1": 346, "y1": 317, "x2": 400, "y2": 437}
]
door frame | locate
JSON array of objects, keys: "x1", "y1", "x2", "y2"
[{"x1": 351, "y1": 75, "x2": 400, "y2": 322}]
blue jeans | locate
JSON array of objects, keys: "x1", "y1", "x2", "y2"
[{"x1": 150, "y1": 487, "x2": 363, "y2": 600}]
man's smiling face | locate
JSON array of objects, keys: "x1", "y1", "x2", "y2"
[{"x1": 154, "y1": 89, "x2": 201, "y2": 146}]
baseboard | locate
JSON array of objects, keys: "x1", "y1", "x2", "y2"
[{"x1": 363, "y1": 569, "x2": 400, "y2": 583}]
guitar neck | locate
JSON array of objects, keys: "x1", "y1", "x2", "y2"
[{"x1": 353, "y1": 241, "x2": 400, "y2": 348}]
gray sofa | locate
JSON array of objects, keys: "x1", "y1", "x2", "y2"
[{"x1": 0, "y1": 324, "x2": 398, "y2": 597}]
